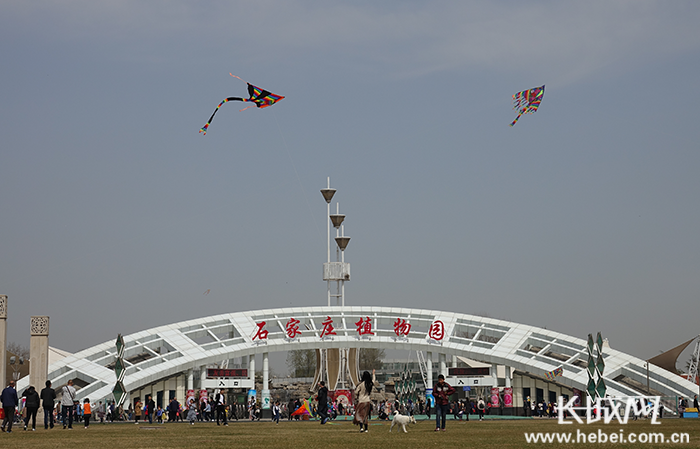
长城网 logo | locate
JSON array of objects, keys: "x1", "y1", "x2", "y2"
[{"x1": 557, "y1": 396, "x2": 662, "y2": 425}]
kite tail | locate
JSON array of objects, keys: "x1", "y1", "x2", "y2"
[
  {"x1": 199, "y1": 97, "x2": 244, "y2": 135},
  {"x1": 509, "y1": 112, "x2": 524, "y2": 127}
]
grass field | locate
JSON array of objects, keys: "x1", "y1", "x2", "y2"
[{"x1": 1, "y1": 417, "x2": 698, "y2": 448}]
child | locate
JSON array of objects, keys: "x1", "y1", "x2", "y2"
[
  {"x1": 83, "y1": 398, "x2": 92, "y2": 428},
  {"x1": 187, "y1": 400, "x2": 197, "y2": 425},
  {"x1": 273, "y1": 401, "x2": 281, "y2": 424}
]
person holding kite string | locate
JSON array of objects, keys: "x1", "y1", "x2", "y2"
[{"x1": 353, "y1": 370, "x2": 376, "y2": 433}]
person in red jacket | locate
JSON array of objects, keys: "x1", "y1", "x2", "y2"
[{"x1": 433, "y1": 374, "x2": 455, "y2": 431}]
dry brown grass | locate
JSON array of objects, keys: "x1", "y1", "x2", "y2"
[{"x1": 1, "y1": 416, "x2": 698, "y2": 448}]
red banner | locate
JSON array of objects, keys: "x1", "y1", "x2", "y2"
[
  {"x1": 503, "y1": 387, "x2": 513, "y2": 407},
  {"x1": 330, "y1": 390, "x2": 353, "y2": 410},
  {"x1": 186, "y1": 389, "x2": 196, "y2": 406},
  {"x1": 199, "y1": 389, "x2": 208, "y2": 405},
  {"x1": 490, "y1": 387, "x2": 500, "y2": 407}
]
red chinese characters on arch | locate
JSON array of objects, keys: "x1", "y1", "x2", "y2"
[
  {"x1": 428, "y1": 319, "x2": 445, "y2": 341},
  {"x1": 393, "y1": 318, "x2": 411, "y2": 337},
  {"x1": 285, "y1": 318, "x2": 302, "y2": 339},
  {"x1": 252, "y1": 321, "x2": 269, "y2": 341},
  {"x1": 320, "y1": 316, "x2": 337, "y2": 338},
  {"x1": 355, "y1": 316, "x2": 375, "y2": 336}
]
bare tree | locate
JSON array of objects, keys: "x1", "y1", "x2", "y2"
[
  {"x1": 6, "y1": 342, "x2": 29, "y2": 359},
  {"x1": 286, "y1": 349, "x2": 316, "y2": 377},
  {"x1": 359, "y1": 348, "x2": 385, "y2": 371}
]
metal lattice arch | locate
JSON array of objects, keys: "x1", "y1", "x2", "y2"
[{"x1": 18, "y1": 306, "x2": 698, "y2": 402}]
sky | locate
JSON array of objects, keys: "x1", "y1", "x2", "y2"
[{"x1": 2, "y1": 1, "x2": 700, "y2": 375}]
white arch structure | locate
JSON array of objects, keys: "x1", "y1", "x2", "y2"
[{"x1": 18, "y1": 306, "x2": 697, "y2": 401}]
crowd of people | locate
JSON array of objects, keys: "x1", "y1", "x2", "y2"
[
  {"x1": 3, "y1": 377, "x2": 695, "y2": 433},
  {"x1": 0, "y1": 380, "x2": 116, "y2": 432}
]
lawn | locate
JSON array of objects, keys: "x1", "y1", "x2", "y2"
[{"x1": 1, "y1": 416, "x2": 697, "y2": 448}]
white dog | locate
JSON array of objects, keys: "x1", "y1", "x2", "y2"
[{"x1": 389, "y1": 410, "x2": 416, "y2": 433}]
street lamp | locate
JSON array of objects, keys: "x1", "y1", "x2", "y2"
[{"x1": 321, "y1": 178, "x2": 351, "y2": 307}]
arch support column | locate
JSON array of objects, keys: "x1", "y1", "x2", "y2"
[
  {"x1": 438, "y1": 353, "x2": 447, "y2": 378},
  {"x1": 426, "y1": 351, "x2": 433, "y2": 402},
  {"x1": 262, "y1": 352, "x2": 270, "y2": 409}
]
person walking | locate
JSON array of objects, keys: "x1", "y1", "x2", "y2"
[
  {"x1": 353, "y1": 369, "x2": 375, "y2": 433},
  {"x1": 146, "y1": 395, "x2": 155, "y2": 424},
  {"x1": 433, "y1": 374, "x2": 455, "y2": 431},
  {"x1": 168, "y1": 398, "x2": 180, "y2": 422},
  {"x1": 287, "y1": 399, "x2": 296, "y2": 421},
  {"x1": 477, "y1": 397, "x2": 486, "y2": 421},
  {"x1": 272, "y1": 401, "x2": 281, "y2": 424},
  {"x1": 83, "y1": 398, "x2": 92, "y2": 428},
  {"x1": 1, "y1": 380, "x2": 19, "y2": 433},
  {"x1": 317, "y1": 381, "x2": 329, "y2": 425},
  {"x1": 524, "y1": 396, "x2": 530, "y2": 417},
  {"x1": 60, "y1": 380, "x2": 76, "y2": 429},
  {"x1": 97, "y1": 401, "x2": 105, "y2": 424},
  {"x1": 40, "y1": 381, "x2": 56, "y2": 429},
  {"x1": 215, "y1": 389, "x2": 228, "y2": 426},
  {"x1": 134, "y1": 399, "x2": 142, "y2": 424},
  {"x1": 22, "y1": 385, "x2": 40, "y2": 431},
  {"x1": 186, "y1": 400, "x2": 197, "y2": 425},
  {"x1": 204, "y1": 401, "x2": 211, "y2": 421}
]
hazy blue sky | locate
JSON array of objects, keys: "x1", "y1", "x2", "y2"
[{"x1": 2, "y1": 1, "x2": 699, "y2": 374}]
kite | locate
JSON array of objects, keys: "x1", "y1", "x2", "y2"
[
  {"x1": 290, "y1": 398, "x2": 312, "y2": 417},
  {"x1": 510, "y1": 85, "x2": 545, "y2": 126},
  {"x1": 545, "y1": 366, "x2": 563, "y2": 381},
  {"x1": 203, "y1": 289, "x2": 210, "y2": 296},
  {"x1": 199, "y1": 74, "x2": 285, "y2": 135}
]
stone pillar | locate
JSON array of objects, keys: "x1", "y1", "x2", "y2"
[
  {"x1": 505, "y1": 366, "x2": 511, "y2": 388},
  {"x1": 492, "y1": 363, "x2": 498, "y2": 387},
  {"x1": 262, "y1": 352, "x2": 270, "y2": 409},
  {"x1": 29, "y1": 316, "x2": 50, "y2": 389},
  {"x1": 187, "y1": 369, "x2": 194, "y2": 391},
  {"x1": 451, "y1": 355, "x2": 457, "y2": 368},
  {"x1": 0, "y1": 295, "x2": 6, "y2": 388}
]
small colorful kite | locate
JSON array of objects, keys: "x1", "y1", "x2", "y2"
[
  {"x1": 545, "y1": 366, "x2": 563, "y2": 381},
  {"x1": 510, "y1": 85, "x2": 545, "y2": 126},
  {"x1": 290, "y1": 398, "x2": 312, "y2": 417},
  {"x1": 199, "y1": 74, "x2": 285, "y2": 135}
]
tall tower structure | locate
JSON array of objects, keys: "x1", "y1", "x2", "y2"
[
  {"x1": 314, "y1": 179, "x2": 359, "y2": 391},
  {"x1": 0, "y1": 295, "x2": 7, "y2": 386},
  {"x1": 320, "y1": 180, "x2": 337, "y2": 306}
]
